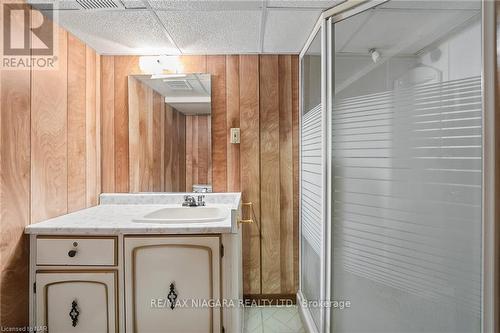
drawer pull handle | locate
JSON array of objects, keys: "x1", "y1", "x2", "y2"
[
  {"x1": 68, "y1": 250, "x2": 77, "y2": 257},
  {"x1": 167, "y1": 283, "x2": 178, "y2": 310},
  {"x1": 69, "y1": 300, "x2": 79, "y2": 327}
]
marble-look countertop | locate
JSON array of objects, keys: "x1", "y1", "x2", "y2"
[{"x1": 25, "y1": 193, "x2": 241, "y2": 235}]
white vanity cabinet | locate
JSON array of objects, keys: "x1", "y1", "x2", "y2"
[
  {"x1": 27, "y1": 193, "x2": 243, "y2": 333},
  {"x1": 35, "y1": 271, "x2": 117, "y2": 333},
  {"x1": 30, "y1": 236, "x2": 119, "y2": 332},
  {"x1": 124, "y1": 236, "x2": 221, "y2": 332}
]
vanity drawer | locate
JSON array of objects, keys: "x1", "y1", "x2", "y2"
[{"x1": 36, "y1": 236, "x2": 117, "y2": 266}]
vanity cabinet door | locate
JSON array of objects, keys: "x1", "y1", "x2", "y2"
[
  {"x1": 124, "y1": 236, "x2": 221, "y2": 333},
  {"x1": 35, "y1": 271, "x2": 117, "y2": 333}
]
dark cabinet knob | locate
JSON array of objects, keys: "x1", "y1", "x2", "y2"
[{"x1": 68, "y1": 249, "x2": 77, "y2": 257}]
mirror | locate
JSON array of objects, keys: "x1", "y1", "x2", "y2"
[{"x1": 128, "y1": 73, "x2": 212, "y2": 193}]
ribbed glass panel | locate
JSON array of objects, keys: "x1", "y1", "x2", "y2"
[
  {"x1": 333, "y1": 75, "x2": 482, "y2": 299},
  {"x1": 302, "y1": 103, "x2": 323, "y2": 255},
  {"x1": 301, "y1": 27, "x2": 322, "y2": 330},
  {"x1": 332, "y1": 75, "x2": 482, "y2": 332},
  {"x1": 330, "y1": 2, "x2": 483, "y2": 331}
]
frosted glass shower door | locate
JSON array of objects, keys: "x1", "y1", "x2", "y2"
[
  {"x1": 330, "y1": 1, "x2": 483, "y2": 332},
  {"x1": 300, "y1": 24, "x2": 325, "y2": 331}
]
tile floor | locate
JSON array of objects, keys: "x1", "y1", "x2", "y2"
[{"x1": 243, "y1": 306, "x2": 306, "y2": 333}]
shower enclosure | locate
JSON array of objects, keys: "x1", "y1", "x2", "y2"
[{"x1": 298, "y1": 1, "x2": 496, "y2": 332}]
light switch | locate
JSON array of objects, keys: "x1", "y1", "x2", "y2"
[{"x1": 230, "y1": 128, "x2": 240, "y2": 144}]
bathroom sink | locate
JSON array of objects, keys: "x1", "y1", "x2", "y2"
[{"x1": 134, "y1": 207, "x2": 229, "y2": 224}]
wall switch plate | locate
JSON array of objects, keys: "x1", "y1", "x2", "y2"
[{"x1": 230, "y1": 128, "x2": 240, "y2": 144}]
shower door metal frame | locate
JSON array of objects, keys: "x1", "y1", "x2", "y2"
[
  {"x1": 298, "y1": 14, "x2": 328, "y2": 333},
  {"x1": 480, "y1": 2, "x2": 496, "y2": 332}
]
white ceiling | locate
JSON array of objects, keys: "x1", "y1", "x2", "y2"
[
  {"x1": 335, "y1": 4, "x2": 480, "y2": 56},
  {"x1": 32, "y1": 0, "x2": 338, "y2": 55}
]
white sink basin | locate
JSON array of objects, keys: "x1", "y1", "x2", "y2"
[{"x1": 134, "y1": 207, "x2": 229, "y2": 224}]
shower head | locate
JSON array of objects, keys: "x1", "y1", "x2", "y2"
[{"x1": 369, "y1": 48, "x2": 381, "y2": 63}]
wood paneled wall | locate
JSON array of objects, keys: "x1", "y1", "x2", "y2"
[
  {"x1": 0, "y1": 17, "x2": 101, "y2": 326},
  {"x1": 186, "y1": 114, "x2": 212, "y2": 191},
  {"x1": 128, "y1": 77, "x2": 187, "y2": 192},
  {"x1": 100, "y1": 55, "x2": 299, "y2": 296},
  {"x1": 164, "y1": 104, "x2": 187, "y2": 192}
]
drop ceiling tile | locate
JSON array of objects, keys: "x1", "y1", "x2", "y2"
[
  {"x1": 263, "y1": 9, "x2": 321, "y2": 53},
  {"x1": 157, "y1": 10, "x2": 261, "y2": 53},
  {"x1": 267, "y1": 0, "x2": 337, "y2": 9},
  {"x1": 47, "y1": 10, "x2": 179, "y2": 54},
  {"x1": 148, "y1": 0, "x2": 262, "y2": 11}
]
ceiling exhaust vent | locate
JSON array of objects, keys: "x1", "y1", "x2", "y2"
[
  {"x1": 76, "y1": 0, "x2": 120, "y2": 10},
  {"x1": 165, "y1": 80, "x2": 193, "y2": 91}
]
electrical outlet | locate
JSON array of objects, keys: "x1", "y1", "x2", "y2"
[{"x1": 230, "y1": 128, "x2": 240, "y2": 144}]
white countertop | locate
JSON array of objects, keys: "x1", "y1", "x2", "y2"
[{"x1": 25, "y1": 193, "x2": 241, "y2": 235}]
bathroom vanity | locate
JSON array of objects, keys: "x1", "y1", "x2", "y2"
[{"x1": 25, "y1": 193, "x2": 243, "y2": 333}]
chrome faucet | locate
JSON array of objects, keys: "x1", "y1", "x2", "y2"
[{"x1": 182, "y1": 195, "x2": 205, "y2": 207}]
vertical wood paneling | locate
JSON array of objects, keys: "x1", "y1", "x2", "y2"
[
  {"x1": 239, "y1": 55, "x2": 261, "y2": 294},
  {"x1": 226, "y1": 56, "x2": 240, "y2": 192},
  {"x1": 101, "y1": 56, "x2": 115, "y2": 193},
  {"x1": 0, "y1": 40, "x2": 31, "y2": 325},
  {"x1": 172, "y1": 111, "x2": 179, "y2": 191},
  {"x1": 176, "y1": 113, "x2": 186, "y2": 191},
  {"x1": 31, "y1": 26, "x2": 68, "y2": 223},
  {"x1": 95, "y1": 55, "x2": 102, "y2": 200},
  {"x1": 278, "y1": 55, "x2": 294, "y2": 294},
  {"x1": 159, "y1": 100, "x2": 165, "y2": 192},
  {"x1": 192, "y1": 116, "x2": 198, "y2": 187},
  {"x1": 185, "y1": 115, "x2": 193, "y2": 191},
  {"x1": 152, "y1": 92, "x2": 163, "y2": 192},
  {"x1": 128, "y1": 78, "x2": 187, "y2": 192},
  {"x1": 207, "y1": 115, "x2": 212, "y2": 186},
  {"x1": 185, "y1": 115, "x2": 212, "y2": 190},
  {"x1": 113, "y1": 56, "x2": 139, "y2": 192},
  {"x1": 127, "y1": 77, "x2": 140, "y2": 192},
  {"x1": 139, "y1": 84, "x2": 153, "y2": 191},
  {"x1": 178, "y1": 113, "x2": 186, "y2": 192},
  {"x1": 1, "y1": 17, "x2": 102, "y2": 326},
  {"x1": 180, "y1": 55, "x2": 207, "y2": 73},
  {"x1": 259, "y1": 55, "x2": 281, "y2": 294},
  {"x1": 164, "y1": 104, "x2": 173, "y2": 192},
  {"x1": 291, "y1": 55, "x2": 300, "y2": 291},
  {"x1": 67, "y1": 35, "x2": 87, "y2": 212},
  {"x1": 207, "y1": 56, "x2": 227, "y2": 192},
  {"x1": 97, "y1": 54, "x2": 300, "y2": 297},
  {"x1": 198, "y1": 115, "x2": 209, "y2": 185},
  {"x1": 85, "y1": 46, "x2": 98, "y2": 206}
]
